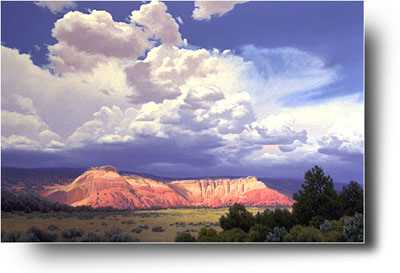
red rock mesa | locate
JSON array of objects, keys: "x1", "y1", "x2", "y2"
[{"x1": 41, "y1": 166, "x2": 293, "y2": 209}]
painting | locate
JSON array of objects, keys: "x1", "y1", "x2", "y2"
[{"x1": 1, "y1": 1, "x2": 364, "y2": 243}]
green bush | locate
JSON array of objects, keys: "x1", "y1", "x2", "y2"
[
  {"x1": 197, "y1": 228, "x2": 221, "y2": 242},
  {"x1": 80, "y1": 232, "x2": 103, "y2": 242},
  {"x1": 110, "y1": 232, "x2": 137, "y2": 242},
  {"x1": 104, "y1": 228, "x2": 138, "y2": 242},
  {"x1": 19, "y1": 227, "x2": 58, "y2": 242},
  {"x1": 265, "y1": 227, "x2": 288, "y2": 242},
  {"x1": 175, "y1": 232, "x2": 196, "y2": 242},
  {"x1": 219, "y1": 203, "x2": 254, "y2": 232},
  {"x1": 284, "y1": 225, "x2": 323, "y2": 242},
  {"x1": 220, "y1": 228, "x2": 248, "y2": 242},
  {"x1": 2, "y1": 231, "x2": 22, "y2": 242},
  {"x1": 131, "y1": 227, "x2": 143, "y2": 234},
  {"x1": 343, "y1": 213, "x2": 363, "y2": 242},
  {"x1": 248, "y1": 224, "x2": 268, "y2": 242},
  {"x1": 319, "y1": 219, "x2": 345, "y2": 242},
  {"x1": 47, "y1": 224, "x2": 59, "y2": 231},
  {"x1": 255, "y1": 209, "x2": 295, "y2": 230},
  {"x1": 62, "y1": 228, "x2": 83, "y2": 240},
  {"x1": 151, "y1": 226, "x2": 165, "y2": 232}
]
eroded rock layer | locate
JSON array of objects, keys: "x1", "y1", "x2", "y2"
[{"x1": 41, "y1": 166, "x2": 293, "y2": 209}]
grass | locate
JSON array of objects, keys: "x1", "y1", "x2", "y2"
[{"x1": 1, "y1": 207, "x2": 265, "y2": 242}]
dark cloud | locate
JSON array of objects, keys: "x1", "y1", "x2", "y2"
[{"x1": 2, "y1": 140, "x2": 364, "y2": 184}]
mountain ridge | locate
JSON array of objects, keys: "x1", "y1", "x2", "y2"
[
  {"x1": 1, "y1": 166, "x2": 350, "y2": 198},
  {"x1": 40, "y1": 166, "x2": 293, "y2": 209}
]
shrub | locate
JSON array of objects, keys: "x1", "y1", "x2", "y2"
[
  {"x1": 2, "y1": 231, "x2": 21, "y2": 242},
  {"x1": 62, "y1": 228, "x2": 83, "y2": 240},
  {"x1": 219, "y1": 203, "x2": 254, "y2": 232},
  {"x1": 255, "y1": 209, "x2": 295, "y2": 230},
  {"x1": 309, "y1": 216, "x2": 325, "y2": 229},
  {"x1": 151, "y1": 226, "x2": 165, "y2": 232},
  {"x1": 131, "y1": 227, "x2": 143, "y2": 234},
  {"x1": 284, "y1": 225, "x2": 323, "y2": 242},
  {"x1": 110, "y1": 232, "x2": 137, "y2": 242},
  {"x1": 343, "y1": 213, "x2": 363, "y2": 242},
  {"x1": 175, "y1": 232, "x2": 196, "y2": 242},
  {"x1": 121, "y1": 220, "x2": 135, "y2": 225},
  {"x1": 47, "y1": 224, "x2": 59, "y2": 231},
  {"x1": 248, "y1": 224, "x2": 268, "y2": 242},
  {"x1": 319, "y1": 219, "x2": 345, "y2": 242},
  {"x1": 105, "y1": 228, "x2": 139, "y2": 242},
  {"x1": 197, "y1": 228, "x2": 221, "y2": 242},
  {"x1": 80, "y1": 232, "x2": 103, "y2": 242},
  {"x1": 19, "y1": 227, "x2": 58, "y2": 242},
  {"x1": 265, "y1": 227, "x2": 288, "y2": 242},
  {"x1": 220, "y1": 228, "x2": 248, "y2": 242}
]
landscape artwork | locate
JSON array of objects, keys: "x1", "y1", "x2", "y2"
[{"x1": 1, "y1": 1, "x2": 364, "y2": 243}]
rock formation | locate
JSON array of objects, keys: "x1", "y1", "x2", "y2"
[{"x1": 41, "y1": 166, "x2": 293, "y2": 209}]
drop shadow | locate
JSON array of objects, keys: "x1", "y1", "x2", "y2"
[{"x1": 22, "y1": 25, "x2": 380, "y2": 259}]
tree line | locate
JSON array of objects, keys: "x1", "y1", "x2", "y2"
[{"x1": 176, "y1": 166, "x2": 364, "y2": 242}]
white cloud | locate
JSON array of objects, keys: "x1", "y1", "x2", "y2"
[
  {"x1": 1, "y1": 0, "x2": 363, "y2": 178},
  {"x1": 1, "y1": 110, "x2": 62, "y2": 151},
  {"x1": 176, "y1": 16, "x2": 184, "y2": 25},
  {"x1": 49, "y1": 1, "x2": 182, "y2": 73},
  {"x1": 192, "y1": 1, "x2": 248, "y2": 20},
  {"x1": 130, "y1": 0, "x2": 182, "y2": 46},
  {"x1": 125, "y1": 45, "x2": 253, "y2": 104},
  {"x1": 240, "y1": 45, "x2": 339, "y2": 113},
  {"x1": 48, "y1": 42, "x2": 107, "y2": 74},
  {"x1": 1, "y1": 46, "x2": 131, "y2": 137},
  {"x1": 237, "y1": 94, "x2": 364, "y2": 167},
  {"x1": 52, "y1": 10, "x2": 150, "y2": 59},
  {"x1": 35, "y1": 1, "x2": 76, "y2": 14},
  {"x1": 2, "y1": 42, "x2": 363, "y2": 171}
]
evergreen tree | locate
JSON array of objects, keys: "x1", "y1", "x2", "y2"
[
  {"x1": 339, "y1": 181, "x2": 364, "y2": 216},
  {"x1": 219, "y1": 203, "x2": 255, "y2": 232},
  {"x1": 292, "y1": 166, "x2": 341, "y2": 225}
]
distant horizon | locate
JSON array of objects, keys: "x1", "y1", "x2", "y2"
[{"x1": 0, "y1": 164, "x2": 358, "y2": 185}]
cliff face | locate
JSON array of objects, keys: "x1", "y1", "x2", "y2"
[{"x1": 41, "y1": 166, "x2": 293, "y2": 209}]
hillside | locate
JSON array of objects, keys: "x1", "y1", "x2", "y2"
[{"x1": 40, "y1": 166, "x2": 293, "y2": 209}]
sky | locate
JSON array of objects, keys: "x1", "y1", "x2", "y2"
[{"x1": 1, "y1": 1, "x2": 364, "y2": 183}]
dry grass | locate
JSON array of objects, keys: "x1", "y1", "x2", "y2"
[{"x1": 1, "y1": 208, "x2": 265, "y2": 242}]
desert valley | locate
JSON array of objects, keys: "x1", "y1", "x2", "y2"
[
  {"x1": 2, "y1": 165, "x2": 294, "y2": 242},
  {"x1": 1, "y1": 165, "x2": 363, "y2": 243}
]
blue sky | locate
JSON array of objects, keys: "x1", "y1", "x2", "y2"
[
  {"x1": 2, "y1": 1, "x2": 363, "y2": 103},
  {"x1": 1, "y1": 1, "x2": 364, "y2": 182}
]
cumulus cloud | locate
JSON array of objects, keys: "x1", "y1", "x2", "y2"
[
  {"x1": 1, "y1": 110, "x2": 63, "y2": 151},
  {"x1": 49, "y1": 1, "x2": 182, "y2": 73},
  {"x1": 125, "y1": 45, "x2": 253, "y2": 104},
  {"x1": 1, "y1": 0, "x2": 363, "y2": 181},
  {"x1": 130, "y1": 0, "x2": 183, "y2": 45},
  {"x1": 318, "y1": 135, "x2": 363, "y2": 159},
  {"x1": 192, "y1": 1, "x2": 248, "y2": 20},
  {"x1": 1, "y1": 46, "x2": 131, "y2": 137},
  {"x1": 35, "y1": 1, "x2": 76, "y2": 14},
  {"x1": 52, "y1": 10, "x2": 150, "y2": 59},
  {"x1": 2, "y1": 42, "x2": 363, "y2": 178},
  {"x1": 48, "y1": 42, "x2": 107, "y2": 74}
]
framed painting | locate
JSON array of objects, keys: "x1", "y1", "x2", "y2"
[{"x1": 1, "y1": 1, "x2": 364, "y2": 244}]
